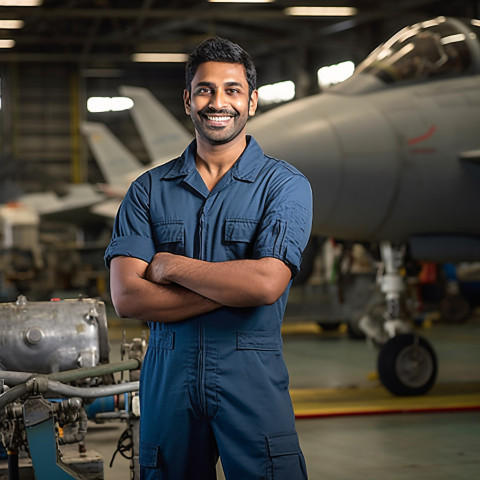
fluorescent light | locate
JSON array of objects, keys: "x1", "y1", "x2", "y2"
[
  {"x1": 471, "y1": 19, "x2": 480, "y2": 27},
  {"x1": 317, "y1": 60, "x2": 355, "y2": 87},
  {"x1": 208, "y1": 0, "x2": 275, "y2": 3},
  {"x1": 87, "y1": 97, "x2": 134, "y2": 113},
  {"x1": 441, "y1": 34, "x2": 466, "y2": 45},
  {"x1": 132, "y1": 53, "x2": 188, "y2": 63},
  {"x1": 285, "y1": 7, "x2": 358, "y2": 16},
  {"x1": 0, "y1": 20, "x2": 24, "y2": 29},
  {"x1": 0, "y1": 0, "x2": 42, "y2": 5},
  {"x1": 0, "y1": 39, "x2": 15, "y2": 48},
  {"x1": 258, "y1": 80, "x2": 295, "y2": 105}
]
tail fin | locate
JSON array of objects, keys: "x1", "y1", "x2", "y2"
[
  {"x1": 119, "y1": 86, "x2": 191, "y2": 164},
  {"x1": 80, "y1": 122, "x2": 142, "y2": 187}
]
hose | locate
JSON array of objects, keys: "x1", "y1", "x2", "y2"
[
  {"x1": 0, "y1": 372, "x2": 31, "y2": 386},
  {"x1": 47, "y1": 359, "x2": 141, "y2": 383},
  {"x1": 0, "y1": 359, "x2": 141, "y2": 386},
  {"x1": 46, "y1": 381, "x2": 139, "y2": 398},
  {"x1": 0, "y1": 359, "x2": 141, "y2": 410}
]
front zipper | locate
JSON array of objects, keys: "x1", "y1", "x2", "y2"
[
  {"x1": 198, "y1": 323, "x2": 206, "y2": 415},
  {"x1": 197, "y1": 205, "x2": 206, "y2": 415}
]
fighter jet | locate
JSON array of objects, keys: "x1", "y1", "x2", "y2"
[
  {"x1": 249, "y1": 16, "x2": 480, "y2": 395},
  {"x1": 250, "y1": 17, "x2": 480, "y2": 261},
  {"x1": 116, "y1": 17, "x2": 480, "y2": 396}
]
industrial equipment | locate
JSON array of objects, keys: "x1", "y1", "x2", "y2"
[{"x1": 0, "y1": 296, "x2": 144, "y2": 480}]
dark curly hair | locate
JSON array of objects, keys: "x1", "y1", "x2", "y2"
[{"x1": 185, "y1": 37, "x2": 257, "y2": 98}]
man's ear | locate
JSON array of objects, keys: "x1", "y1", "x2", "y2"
[
  {"x1": 249, "y1": 90, "x2": 258, "y2": 117},
  {"x1": 183, "y1": 89, "x2": 191, "y2": 114}
]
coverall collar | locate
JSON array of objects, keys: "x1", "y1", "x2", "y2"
[{"x1": 162, "y1": 135, "x2": 266, "y2": 184}]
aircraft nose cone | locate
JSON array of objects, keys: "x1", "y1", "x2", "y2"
[{"x1": 248, "y1": 96, "x2": 342, "y2": 232}]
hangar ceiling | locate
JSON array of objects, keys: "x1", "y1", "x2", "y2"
[{"x1": 0, "y1": 1, "x2": 478, "y2": 73}]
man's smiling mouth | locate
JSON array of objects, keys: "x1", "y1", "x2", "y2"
[{"x1": 206, "y1": 115, "x2": 232, "y2": 122}]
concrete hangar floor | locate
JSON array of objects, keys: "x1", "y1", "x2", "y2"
[{"x1": 88, "y1": 306, "x2": 480, "y2": 480}]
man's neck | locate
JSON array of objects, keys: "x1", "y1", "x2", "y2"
[{"x1": 195, "y1": 134, "x2": 248, "y2": 191}]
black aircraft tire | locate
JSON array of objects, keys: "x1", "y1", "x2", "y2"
[{"x1": 378, "y1": 334, "x2": 437, "y2": 396}]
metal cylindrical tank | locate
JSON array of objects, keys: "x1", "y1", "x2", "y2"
[{"x1": 0, "y1": 296, "x2": 109, "y2": 374}]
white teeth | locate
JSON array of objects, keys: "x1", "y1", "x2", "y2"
[{"x1": 207, "y1": 116, "x2": 231, "y2": 122}]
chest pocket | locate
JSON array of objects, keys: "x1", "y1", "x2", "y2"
[
  {"x1": 152, "y1": 220, "x2": 185, "y2": 255},
  {"x1": 224, "y1": 219, "x2": 259, "y2": 260}
]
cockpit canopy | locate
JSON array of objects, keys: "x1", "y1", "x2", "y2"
[{"x1": 351, "y1": 17, "x2": 480, "y2": 85}]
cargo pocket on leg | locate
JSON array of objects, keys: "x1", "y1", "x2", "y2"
[
  {"x1": 266, "y1": 432, "x2": 308, "y2": 480},
  {"x1": 139, "y1": 441, "x2": 161, "y2": 480}
]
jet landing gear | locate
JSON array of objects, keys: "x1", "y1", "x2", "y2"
[{"x1": 360, "y1": 242, "x2": 438, "y2": 396}]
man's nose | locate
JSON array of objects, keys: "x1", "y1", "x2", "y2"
[{"x1": 209, "y1": 90, "x2": 227, "y2": 110}]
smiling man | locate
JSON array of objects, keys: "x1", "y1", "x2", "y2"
[{"x1": 105, "y1": 38, "x2": 312, "y2": 480}]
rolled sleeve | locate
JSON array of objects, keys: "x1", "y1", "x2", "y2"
[
  {"x1": 104, "y1": 235, "x2": 156, "y2": 269},
  {"x1": 253, "y1": 173, "x2": 313, "y2": 277},
  {"x1": 104, "y1": 179, "x2": 156, "y2": 269}
]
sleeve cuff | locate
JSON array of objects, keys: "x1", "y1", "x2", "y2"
[{"x1": 104, "y1": 235, "x2": 156, "y2": 269}]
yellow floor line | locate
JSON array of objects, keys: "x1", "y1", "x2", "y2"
[{"x1": 291, "y1": 382, "x2": 480, "y2": 418}]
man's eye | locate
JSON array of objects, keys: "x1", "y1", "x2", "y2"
[{"x1": 197, "y1": 88, "x2": 211, "y2": 94}]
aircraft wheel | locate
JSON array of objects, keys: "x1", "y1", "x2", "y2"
[{"x1": 378, "y1": 334, "x2": 437, "y2": 396}]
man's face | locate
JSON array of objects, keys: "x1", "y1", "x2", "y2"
[{"x1": 184, "y1": 61, "x2": 258, "y2": 145}]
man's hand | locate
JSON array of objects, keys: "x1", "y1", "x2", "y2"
[
  {"x1": 146, "y1": 252, "x2": 177, "y2": 285},
  {"x1": 145, "y1": 253, "x2": 292, "y2": 308},
  {"x1": 110, "y1": 256, "x2": 221, "y2": 322}
]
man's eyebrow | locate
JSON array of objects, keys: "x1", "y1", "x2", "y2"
[
  {"x1": 195, "y1": 81, "x2": 215, "y2": 88},
  {"x1": 194, "y1": 81, "x2": 245, "y2": 88},
  {"x1": 224, "y1": 81, "x2": 244, "y2": 87}
]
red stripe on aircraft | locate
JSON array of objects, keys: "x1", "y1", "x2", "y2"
[{"x1": 407, "y1": 125, "x2": 437, "y2": 145}]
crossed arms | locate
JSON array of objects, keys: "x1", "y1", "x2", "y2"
[{"x1": 110, "y1": 253, "x2": 292, "y2": 323}]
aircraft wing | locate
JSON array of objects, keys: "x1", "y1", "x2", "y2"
[{"x1": 15, "y1": 184, "x2": 106, "y2": 222}]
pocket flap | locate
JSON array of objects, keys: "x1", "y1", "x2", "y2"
[
  {"x1": 225, "y1": 219, "x2": 258, "y2": 242},
  {"x1": 236, "y1": 331, "x2": 281, "y2": 351},
  {"x1": 153, "y1": 220, "x2": 184, "y2": 244},
  {"x1": 266, "y1": 432, "x2": 302, "y2": 457},
  {"x1": 139, "y1": 441, "x2": 159, "y2": 467}
]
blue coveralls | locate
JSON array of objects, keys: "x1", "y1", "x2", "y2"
[{"x1": 105, "y1": 136, "x2": 312, "y2": 480}]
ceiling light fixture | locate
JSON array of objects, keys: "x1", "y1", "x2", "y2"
[
  {"x1": 132, "y1": 53, "x2": 188, "y2": 63},
  {"x1": 285, "y1": 6, "x2": 358, "y2": 16},
  {"x1": 208, "y1": 1, "x2": 276, "y2": 3},
  {"x1": 0, "y1": 20, "x2": 24, "y2": 28},
  {"x1": 0, "y1": 39, "x2": 15, "y2": 48},
  {"x1": 0, "y1": 0, "x2": 42, "y2": 6}
]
